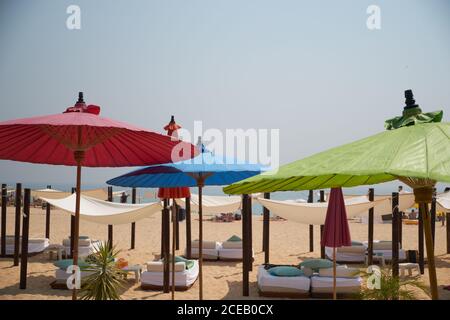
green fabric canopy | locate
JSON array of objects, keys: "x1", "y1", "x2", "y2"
[{"x1": 223, "y1": 122, "x2": 450, "y2": 194}]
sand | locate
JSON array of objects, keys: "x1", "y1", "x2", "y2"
[{"x1": 0, "y1": 206, "x2": 449, "y2": 300}]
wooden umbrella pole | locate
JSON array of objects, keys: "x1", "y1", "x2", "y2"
[
  {"x1": 198, "y1": 183, "x2": 203, "y2": 300},
  {"x1": 171, "y1": 199, "x2": 176, "y2": 300},
  {"x1": 420, "y1": 202, "x2": 438, "y2": 300},
  {"x1": 333, "y1": 246, "x2": 337, "y2": 300},
  {"x1": 72, "y1": 152, "x2": 83, "y2": 301}
]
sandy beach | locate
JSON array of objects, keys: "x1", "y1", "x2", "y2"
[{"x1": 0, "y1": 206, "x2": 449, "y2": 300}]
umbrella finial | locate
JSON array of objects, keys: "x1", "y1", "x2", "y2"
[
  {"x1": 404, "y1": 89, "x2": 418, "y2": 110},
  {"x1": 77, "y1": 92, "x2": 85, "y2": 104},
  {"x1": 170, "y1": 115, "x2": 175, "y2": 123}
]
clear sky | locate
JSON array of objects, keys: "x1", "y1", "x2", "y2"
[{"x1": 0, "y1": 0, "x2": 449, "y2": 192}]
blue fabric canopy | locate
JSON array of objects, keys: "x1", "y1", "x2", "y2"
[{"x1": 106, "y1": 148, "x2": 265, "y2": 188}]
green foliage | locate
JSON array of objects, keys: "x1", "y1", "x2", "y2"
[
  {"x1": 78, "y1": 242, "x2": 126, "y2": 300},
  {"x1": 357, "y1": 268, "x2": 430, "y2": 300}
]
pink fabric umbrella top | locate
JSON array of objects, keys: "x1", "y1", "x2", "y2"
[
  {"x1": 321, "y1": 187, "x2": 352, "y2": 248},
  {"x1": 0, "y1": 95, "x2": 197, "y2": 167}
]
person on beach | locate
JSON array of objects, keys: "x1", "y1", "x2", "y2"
[{"x1": 120, "y1": 192, "x2": 129, "y2": 204}]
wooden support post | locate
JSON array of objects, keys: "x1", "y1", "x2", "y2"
[
  {"x1": 392, "y1": 192, "x2": 399, "y2": 280},
  {"x1": 447, "y1": 212, "x2": 450, "y2": 254},
  {"x1": 1, "y1": 184, "x2": 7, "y2": 257},
  {"x1": 45, "y1": 185, "x2": 51, "y2": 239},
  {"x1": 70, "y1": 187, "x2": 76, "y2": 258},
  {"x1": 163, "y1": 199, "x2": 170, "y2": 293},
  {"x1": 263, "y1": 192, "x2": 270, "y2": 264},
  {"x1": 185, "y1": 197, "x2": 192, "y2": 259},
  {"x1": 430, "y1": 194, "x2": 436, "y2": 245},
  {"x1": 19, "y1": 189, "x2": 30, "y2": 289},
  {"x1": 367, "y1": 188, "x2": 374, "y2": 266},
  {"x1": 131, "y1": 188, "x2": 136, "y2": 249},
  {"x1": 13, "y1": 183, "x2": 22, "y2": 266},
  {"x1": 418, "y1": 207, "x2": 425, "y2": 274},
  {"x1": 308, "y1": 190, "x2": 314, "y2": 253},
  {"x1": 320, "y1": 190, "x2": 325, "y2": 259},
  {"x1": 107, "y1": 186, "x2": 113, "y2": 249},
  {"x1": 247, "y1": 195, "x2": 253, "y2": 272},
  {"x1": 175, "y1": 202, "x2": 180, "y2": 250},
  {"x1": 242, "y1": 194, "x2": 249, "y2": 296}
]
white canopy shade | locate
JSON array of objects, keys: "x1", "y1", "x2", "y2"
[
  {"x1": 437, "y1": 192, "x2": 450, "y2": 211},
  {"x1": 33, "y1": 188, "x2": 113, "y2": 201},
  {"x1": 256, "y1": 196, "x2": 391, "y2": 225},
  {"x1": 40, "y1": 194, "x2": 162, "y2": 225},
  {"x1": 176, "y1": 194, "x2": 242, "y2": 215}
]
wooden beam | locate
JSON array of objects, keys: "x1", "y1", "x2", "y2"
[
  {"x1": 308, "y1": 190, "x2": 314, "y2": 253},
  {"x1": 392, "y1": 192, "x2": 399, "y2": 279},
  {"x1": 175, "y1": 202, "x2": 180, "y2": 250},
  {"x1": 247, "y1": 195, "x2": 253, "y2": 272},
  {"x1": 70, "y1": 187, "x2": 76, "y2": 258},
  {"x1": 13, "y1": 183, "x2": 22, "y2": 266},
  {"x1": 242, "y1": 194, "x2": 249, "y2": 296},
  {"x1": 163, "y1": 199, "x2": 170, "y2": 293},
  {"x1": 107, "y1": 186, "x2": 113, "y2": 249},
  {"x1": 185, "y1": 196, "x2": 192, "y2": 259},
  {"x1": 418, "y1": 206, "x2": 425, "y2": 274},
  {"x1": 430, "y1": 194, "x2": 436, "y2": 245},
  {"x1": 19, "y1": 189, "x2": 30, "y2": 289},
  {"x1": 320, "y1": 190, "x2": 325, "y2": 259},
  {"x1": 131, "y1": 188, "x2": 136, "y2": 249},
  {"x1": 367, "y1": 188, "x2": 374, "y2": 266},
  {"x1": 1, "y1": 184, "x2": 7, "y2": 257},
  {"x1": 263, "y1": 192, "x2": 270, "y2": 264},
  {"x1": 45, "y1": 185, "x2": 51, "y2": 239},
  {"x1": 446, "y1": 212, "x2": 450, "y2": 254}
]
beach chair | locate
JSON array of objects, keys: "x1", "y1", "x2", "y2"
[
  {"x1": 325, "y1": 241, "x2": 366, "y2": 263},
  {"x1": 62, "y1": 236, "x2": 101, "y2": 258},
  {"x1": 363, "y1": 240, "x2": 407, "y2": 262},
  {"x1": 310, "y1": 266, "x2": 362, "y2": 298},
  {"x1": 140, "y1": 259, "x2": 199, "y2": 291},
  {"x1": 257, "y1": 265, "x2": 311, "y2": 298},
  {"x1": 186, "y1": 240, "x2": 221, "y2": 260},
  {"x1": 1, "y1": 235, "x2": 49, "y2": 256}
]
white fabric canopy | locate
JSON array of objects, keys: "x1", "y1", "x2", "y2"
[
  {"x1": 256, "y1": 196, "x2": 390, "y2": 225},
  {"x1": 40, "y1": 194, "x2": 162, "y2": 225},
  {"x1": 327, "y1": 192, "x2": 415, "y2": 215},
  {"x1": 33, "y1": 188, "x2": 112, "y2": 201},
  {"x1": 437, "y1": 192, "x2": 450, "y2": 211},
  {"x1": 176, "y1": 194, "x2": 242, "y2": 215}
]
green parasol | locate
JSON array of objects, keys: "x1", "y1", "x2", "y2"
[{"x1": 224, "y1": 90, "x2": 449, "y2": 299}]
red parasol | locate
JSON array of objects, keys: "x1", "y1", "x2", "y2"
[
  {"x1": 321, "y1": 187, "x2": 351, "y2": 299},
  {"x1": 0, "y1": 93, "x2": 197, "y2": 299}
]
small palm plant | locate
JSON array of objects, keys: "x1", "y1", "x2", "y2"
[
  {"x1": 78, "y1": 242, "x2": 126, "y2": 300},
  {"x1": 357, "y1": 268, "x2": 430, "y2": 300}
]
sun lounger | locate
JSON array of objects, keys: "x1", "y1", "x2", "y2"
[
  {"x1": 62, "y1": 237, "x2": 101, "y2": 258},
  {"x1": 186, "y1": 240, "x2": 221, "y2": 260},
  {"x1": 325, "y1": 243, "x2": 366, "y2": 263},
  {"x1": 363, "y1": 240, "x2": 407, "y2": 261},
  {"x1": 1, "y1": 235, "x2": 49, "y2": 255},
  {"x1": 218, "y1": 240, "x2": 254, "y2": 261},
  {"x1": 50, "y1": 259, "x2": 94, "y2": 289},
  {"x1": 140, "y1": 260, "x2": 199, "y2": 291},
  {"x1": 310, "y1": 266, "x2": 362, "y2": 298},
  {"x1": 257, "y1": 265, "x2": 311, "y2": 298}
]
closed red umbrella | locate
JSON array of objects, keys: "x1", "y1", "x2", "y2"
[
  {"x1": 159, "y1": 115, "x2": 190, "y2": 300},
  {"x1": 321, "y1": 187, "x2": 352, "y2": 299},
  {"x1": 0, "y1": 93, "x2": 197, "y2": 299}
]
